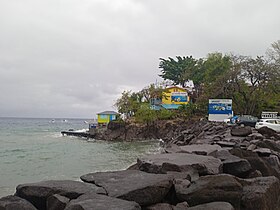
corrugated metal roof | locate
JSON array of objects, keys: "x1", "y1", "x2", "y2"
[{"x1": 97, "y1": 111, "x2": 118, "y2": 115}]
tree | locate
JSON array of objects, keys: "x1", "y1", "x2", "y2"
[
  {"x1": 135, "y1": 104, "x2": 157, "y2": 126},
  {"x1": 196, "y1": 53, "x2": 232, "y2": 105},
  {"x1": 114, "y1": 91, "x2": 140, "y2": 119},
  {"x1": 267, "y1": 40, "x2": 280, "y2": 65},
  {"x1": 203, "y1": 53, "x2": 232, "y2": 84},
  {"x1": 218, "y1": 54, "x2": 280, "y2": 115},
  {"x1": 140, "y1": 83, "x2": 166, "y2": 103},
  {"x1": 159, "y1": 56, "x2": 198, "y2": 87}
]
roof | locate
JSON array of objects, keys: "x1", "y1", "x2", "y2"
[
  {"x1": 97, "y1": 111, "x2": 118, "y2": 115},
  {"x1": 165, "y1": 86, "x2": 187, "y2": 91}
]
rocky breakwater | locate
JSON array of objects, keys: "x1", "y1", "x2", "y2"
[{"x1": 1, "y1": 122, "x2": 280, "y2": 210}]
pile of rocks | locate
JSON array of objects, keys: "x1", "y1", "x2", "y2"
[{"x1": 1, "y1": 123, "x2": 280, "y2": 210}]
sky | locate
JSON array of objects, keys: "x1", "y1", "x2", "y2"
[{"x1": 0, "y1": 0, "x2": 279, "y2": 118}]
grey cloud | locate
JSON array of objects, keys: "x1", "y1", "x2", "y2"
[{"x1": 0, "y1": 0, "x2": 279, "y2": 118}]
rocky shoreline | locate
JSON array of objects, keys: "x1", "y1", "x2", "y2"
[{"x1": 1, "y1": 121, "x2": 280, "y2": 210}]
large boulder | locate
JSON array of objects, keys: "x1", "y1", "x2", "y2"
[
  {"x1": 47, "y1": 194, "x2": 69, "y2": 210},
  {"x1": 256, "y1": 127, "x2": 280, "y2": 139},
  {"x1": 64, "y1": 193, "x2": 141, "y2": 210},
  {"x1": 253, "y1": 148, "x2": 271, "y2": 157},
  {"x1": 255, "y1": 139, "x2": 280, "y2": 153},
  {"x1": 164, "y1": 144, "x2": 188, "y2": 154},
  {"x1": 175, "y1": 174, "x2": 243, "y2": 209},
  {"x1": 15, "y1": 180, "x2": 105, "y2": 210},
  {"x1": 173, "y1": 201, "x2": 190, "y2": 210},
  {"x1": 179, "y1": 144, "x2": 222, "y2": 156},
  {"x1": 137, "y1": 153, "x2": 222, "y2": 176},
  {"x1": 0, "y1": 195, "x2": 37, "y2": 210},
  {"x1": 263, "y1": 155, "x2": 280, "y2": 173},
  {"x1": 240, "y1": 176, "x2": 280, "y2": 210},
  {"x1": 216, "y1": 141, "x2": 236, "y2": 148},
  {"x1": 209, "y1": 149, "x2": 252, "y2": 178},
  {"x1": 187, "y1": 202, "x2": 235, "y2": 210},
  {"x1": 145, "y1": 203, "x2": 174, "y2": 210},
  {"x1": 248, "y1": 133, "x2": 265, "y2": 140},
  {"x1": 230, "y1": 148, "x2": 280, "y2": 180},
  {"x1": 80, "y1": 170, "x2": 173, "y2": 206},
  {"x1": 231, "y1": 126, "x2": 252, "y2": 137}
]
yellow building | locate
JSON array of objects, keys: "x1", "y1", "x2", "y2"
[
  {"x1": 161, "y1": 86, "x2": 189, "y2": 109},
  {"x1": 97, "y1": 111, "x2": 118, "y2": 124}
]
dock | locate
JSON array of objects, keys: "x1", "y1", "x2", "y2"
[{"x1": 61, "y1": 130, "x2": 96, "y2": 138}]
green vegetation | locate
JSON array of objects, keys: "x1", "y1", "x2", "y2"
[{"x1": 115, "y1": 40, "x2": 280, "y2": 122}]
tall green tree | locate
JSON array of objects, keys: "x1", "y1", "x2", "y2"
[
  {"x1": 198, "y1": 53, "x2": 232, "y2": 103},
  {"x1": 203, "y1": 53, "x2": 232, "y2": 84},
  {"x1": 114, "y1": 91, "x2": 140, "y2": 118},
  {"x1": 159, "y1": 56, "x2": 198, "y2": 87}
]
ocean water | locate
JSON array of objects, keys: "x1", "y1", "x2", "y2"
[{"x1": 0, "y1": 118, "x2": 161, "y2": 197}]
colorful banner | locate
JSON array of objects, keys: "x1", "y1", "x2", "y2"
[
  {"x1": 171, "y1": 92, "x2": 188, "y2": 103},
  {"x1": 208, "y1": 99, "x2": 232, "y2": 115}
]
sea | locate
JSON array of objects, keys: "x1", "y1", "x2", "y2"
[{"x1": 0, "y1": 117, "x2": 161, "y2": 197}]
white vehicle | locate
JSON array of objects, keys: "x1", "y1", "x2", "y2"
[{"x1": 255, "y1": 119, "x2": 280, "y2": 132}]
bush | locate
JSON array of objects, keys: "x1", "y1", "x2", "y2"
[
  {"x1": 135, "y1": 104, "x2": 157, "y2": 125},
  {"x1": 158, "y1": 109, "x2": 174, "y2": 120}
]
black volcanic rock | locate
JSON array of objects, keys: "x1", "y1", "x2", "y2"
[
  {"x1": 137, "y1": 153, "x2": 222, "y2": 176},
  {"x1": 80, "y1": 170, "x2": 173, "y2": 206},
  {"x1": 179, "y1": 144, "x2": 222, "y2": 156},
  {"x1": 65, "y1": 193, "x2": 141, "y2": 210},
  {"x1": 230, "y1": 148, "x2": 280, "y2": 180},
  {"x1": 240, "y1": 176, "x2": 280, "y2": 210},
  {"x1": 256, "y1": 127, "x2": 280, "y2": 139},
  {"x1": 187, "y1": 202, "x2": 235, "y2": 210},
  {"x1": 175, "y1": 174, "x2": 243, "y2": 209},
  {"x1": 231, "y1": 126, "x2": 252, "y2": 137},
  {"x1": 46, "y1": 194, "x2": 69, "y2": 210},
  {"x1": 0, "y1": 195, "x2": 37, "y2": 210},
  {"x1": 15, "y1": 180, "x2": 105, "y2": 210},
  {"x1": 209, "y1": 149, "x2": 252, "y2": 178}
]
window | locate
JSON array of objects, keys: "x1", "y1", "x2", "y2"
[
  {"x1": 100, "y1": 114, "x2": 107, "y2": 119},
  {"x1": 267, "y1": 120, "x2": 276, "y2": 124}
]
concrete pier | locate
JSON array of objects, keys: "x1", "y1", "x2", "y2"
[{"x1": 61, "y1": 130, "x2": 96, "y2": 138}]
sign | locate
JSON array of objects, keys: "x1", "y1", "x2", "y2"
[
  {"x1": 208, "y1": 99, "x2": 232, "y2": 115},
  {"x1": 171, "y1": 92, "x2": 188, "y2": 103}
]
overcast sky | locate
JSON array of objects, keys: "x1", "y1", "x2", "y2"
[{"x1": 0, "y1": 0, "x2": 279, "y2": 118}]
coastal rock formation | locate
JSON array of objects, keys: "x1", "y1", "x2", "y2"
[
  {"x1": 176, "y1": 144, "x2": 222, "y2": 155},
  {"x1": 176, "y1": 174, "x2": 243, "y2": 209},
  {"x1": 1, "y1": 120, "x2": 280, "y2": 209},
  {"x1": 0, "y1": 195, "x2": 37, "y2": 210},
  {"x1": 240, "y1": 176, "x2": 280, "y2": 210},
  {"x1": 209, "y1": 149, "x2": 252, "y2": 178},
  {"x1": 15, "y1": 180, "x2": 106, "y2": 210},
  {"x1": 80, "y1": 170, "x2": 173, "y2": 206},
  {"x1": 137, "y1": 153, "x2": 222, "y2": 175},
  {"x1": 47, "y1": 194, "x2": 69, "y2": 210},
  {"x1": 187, "y1": 202, "x2": 235, "y2": 210},
  {"x1": 64, "y1": 193, "x2": 141, "y2": 210},
  {"x1": 230, "y1": 126, "x2": 252, "y2": 137}
]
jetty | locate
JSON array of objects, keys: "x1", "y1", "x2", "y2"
[{"x1": 61, "y1": 129, "x2": 96, "y2": 139}]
